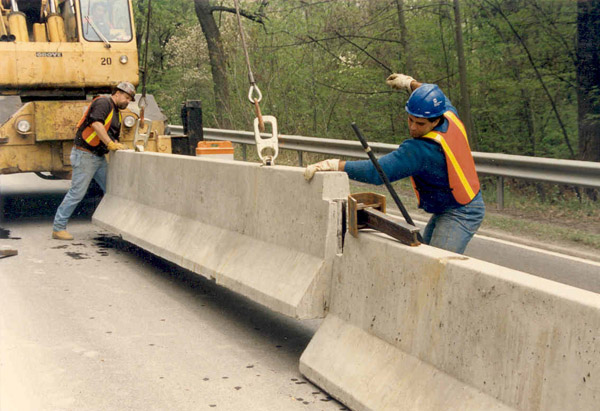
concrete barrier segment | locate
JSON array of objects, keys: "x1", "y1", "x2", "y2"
[
  {"x1": 92, "y1": 151, "x2": 349, "y2": 319},
  {"x1": 300, "y1": 232, "x2": 600, "y2": 410}
]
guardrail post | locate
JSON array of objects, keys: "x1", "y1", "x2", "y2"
[
  {"x1": 180, "y1": 100, "x2": 203, "y2": 156},
  {"x1": 497, "y1": 176, "x2": 504, "y2": 210},
  {"x1": 242, "y1": 144, "x2": 247, "y2": 161},
  {"x1": 298, "y1": 151, "x2": 303, "y2": 167}
]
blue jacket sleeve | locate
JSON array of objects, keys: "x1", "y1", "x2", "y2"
[{"x1": 344, "y1": 140, "x2": 424, "y2": 185}]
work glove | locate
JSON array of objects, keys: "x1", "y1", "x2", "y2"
[
  {"x1": 107, "y1": 141, "x2": 127, "y2": 151},
  {"x1": 304, "y1": 159, "x2": 340, "y2": 181},
  {"x1": 386, "y1": 73, "x2": 415, "y2": 92}
]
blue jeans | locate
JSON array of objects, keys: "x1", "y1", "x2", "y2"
[
  {"x1": 53, "y1": 147, "x2": 107, "y2": 231},
  {"x1": 422, "y1": 191, "x2": 485, "y2": 254}
]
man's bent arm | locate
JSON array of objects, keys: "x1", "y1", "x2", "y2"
[
  {"x1": 410, "y1": 80, "x2": 422, "y2": 91},
  {"x1": 90, "y1": 121, "x2": 115, "y2": 146}
]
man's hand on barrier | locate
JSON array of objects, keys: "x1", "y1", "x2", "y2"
[
  {"x1": 386, "y1": 73, "x2": 415, "y2": 92},
  {"x1": 304, "y1": 159, "x2": 341, "y2": 181},
  {"x1": 107, "y1": 141, "x2": 128, "y2": 151}
]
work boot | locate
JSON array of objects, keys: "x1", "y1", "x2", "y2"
[{"x1": 52, "y1": 230, "x2": 73, "y2": 240}]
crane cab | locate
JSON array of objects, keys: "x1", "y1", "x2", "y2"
[{"x1": 0, "y1": 0, "x2": 138, "y2": 97}]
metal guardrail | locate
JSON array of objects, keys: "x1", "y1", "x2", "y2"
[{"x1": 167, "y1": 125, "x2": 600, "y2": 208}]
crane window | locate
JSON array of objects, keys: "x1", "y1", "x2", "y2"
[{"x1": 80, "y1": 0, "x2": 132, "y2": 42}]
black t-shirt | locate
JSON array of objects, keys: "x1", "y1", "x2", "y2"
[{"x1": 74, "y1": 96, "x2": 121, "y2": 156}]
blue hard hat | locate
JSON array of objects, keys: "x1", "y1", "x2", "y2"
[{"x1": 405, "y1": 84, "x2": 446, "y2": 118}]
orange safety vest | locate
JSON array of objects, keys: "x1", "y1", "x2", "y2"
[
  {"x1": 76, "y1": 96, "x2": 120, "y2": 147},
  {"x1": 410, "y1": 111, "x2": 480, "y2": 205}
]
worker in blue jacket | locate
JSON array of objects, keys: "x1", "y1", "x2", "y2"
[{"x1": 304, "y1": 73, "x2": 485, "y2": 254}]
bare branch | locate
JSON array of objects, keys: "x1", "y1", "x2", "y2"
[
  {"x1": 314, "y1": 80, "x2": 394, "y2": 95},
  {"x1": 335, "y1": 31, "x2": 393, "y2": 73},
  {"x1": 210, "y1": 5, "x2": 266, "y2": 24},
  {"x1": 305, "y1": 34, "x2": 346, "y2": 64}
]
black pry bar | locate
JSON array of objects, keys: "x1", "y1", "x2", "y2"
[{"x1": 351, "y1": 122, "x2": 424, "y2": 242}]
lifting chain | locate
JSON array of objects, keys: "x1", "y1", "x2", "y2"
[{"x1": 233, "y1": 0, "x2": 278, "y2": 166}]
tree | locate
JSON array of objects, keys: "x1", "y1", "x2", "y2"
[
  {"x1": 193, "y1": 0, "x2": 232, "y2": 128},
  {"x1": 192, "y1": 0, "x2": 266, "y2": 128},
  {"x1": 452, "y1": 0, "x2": 476, "y2": 149},
  {"x1": 141, "y1": 0, "x2": 583, "y2": 163},
  {"x1": 576, "y1": 0, "x2": 600, "y2": 164},
  {"x1": 481, "y1": 0, "x2": 576, "y2": 158},
  {"x1": 395, "y1": 0, "x2": 413, "y2": 73}
]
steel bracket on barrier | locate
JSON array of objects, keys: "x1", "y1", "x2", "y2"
[
  {"x1": 348, "y1": 193, "x2": 420, "y2": 247},
  {"x1": 254, "y1": 115, "x2": 279, "y2": 166}
]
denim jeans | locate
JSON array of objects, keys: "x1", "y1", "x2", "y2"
[
  {"x1": 422, "y1": 191, "x2": 485, "y2": 254},
  {"x1": 53, "y1": 147, "x2": 107, "y2": 231}
]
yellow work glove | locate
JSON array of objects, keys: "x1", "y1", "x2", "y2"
[
  {"x1": 304, "y1": 159, "x2": 341, "y2": 181},
  {"x1": 386, "y1": 73, "x2": 415, "y2": 92},
  {"x1": 107, "y1": 141, "x2": 127, "y2": 151}
]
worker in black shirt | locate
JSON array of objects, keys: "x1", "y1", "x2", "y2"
[{"x1": 52, "y1": 82, "x2": 135, "y2": 240}]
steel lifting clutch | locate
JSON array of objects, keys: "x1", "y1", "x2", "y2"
[{"x1": 348, "y1": 193, "x2": 420, "y2": 247}]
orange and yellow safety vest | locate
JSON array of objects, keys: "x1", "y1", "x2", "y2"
[
  {"x1": 76, "y1": 96, "x2": 120, "y2": 147},
  {"x1": 411, "y1": 111, "x2": 480, "y2": 205}
]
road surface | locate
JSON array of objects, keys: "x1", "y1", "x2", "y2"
[
  {"x1": 2, "y1": 173, "x2": 598, "y2": 410},
  {"x1": 0, "y1": 174, "x2": 345, "y2": 411}
]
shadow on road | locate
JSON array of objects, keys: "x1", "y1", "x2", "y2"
[
  {"x1": 0, "y1": 180, "x2": 103, "y2": 222},
  {"x1": 93, "y1": 233, "x2": 321, "y2": 361}
]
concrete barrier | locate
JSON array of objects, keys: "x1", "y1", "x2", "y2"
[
  {"x1": 93, "y1": 151, "x2": 600, "y2": 409},
  {"x1": 93, "y1": 151, "x2": 348, "y2": 319},
  {"x1": 300, "y1": 232, "x2": 600, "y2": 410}
]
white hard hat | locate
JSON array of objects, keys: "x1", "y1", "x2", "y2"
[{"x1": 116, "y1": 81, "x2": 136, "y2": 101}]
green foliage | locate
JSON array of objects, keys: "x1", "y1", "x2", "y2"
[
  {"x1": 135, "y1": 0, "x2": 582, "y2": 160},
  {"x1": 133, "y1": 0, "x2": 205, "y2": 120}
]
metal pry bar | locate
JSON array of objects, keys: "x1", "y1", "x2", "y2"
[{"x1": 351, "y1": 122, "x2": 424, "y2": 243}]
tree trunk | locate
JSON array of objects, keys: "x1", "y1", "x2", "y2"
[
  {"x1": 303, "y1": 6, "x2": 318, "y2": 135},
  {"x1": 452, "y1": 0, "x2": 477, "y2": 150},
  {"x1": 395, "y1": 0, "x2": 413, "y2": 74},
  {"x1": 520, "y1": 87, "x2": 536, "y2": 156},
  {"x1": 193, "y1": 0, "x2": 231, "y2": 128},
  {"x1": 577, "y1": 0, "x2": 600, "y2": 163},
  {"x1": 438, "y1": 2, "x2": 452, "y2": 95}
]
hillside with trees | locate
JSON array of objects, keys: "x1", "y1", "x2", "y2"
[{"x1": 134, "y1": 0, "x2": 599, "y2": 163}]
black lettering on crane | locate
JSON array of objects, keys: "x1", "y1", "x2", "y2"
[{"x1": 36, "y1": 52, "x2": 63, "y2": 57}]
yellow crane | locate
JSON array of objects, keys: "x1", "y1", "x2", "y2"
[{"x1": 0, "y1": 0, "x2": 177, "y2": 179}]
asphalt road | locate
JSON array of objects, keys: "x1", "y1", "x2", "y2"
[
  {"x1": 1, "y1": 173, "x2": 598, "y2": 411},
  {"x1": 0, "y1": 174, "x2": 345, "y2": 411}
]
